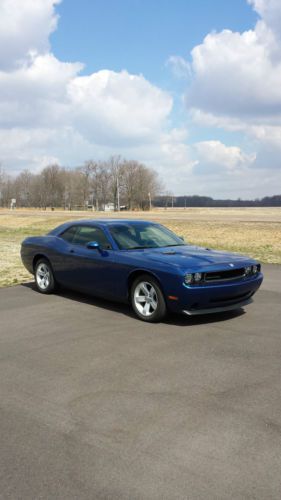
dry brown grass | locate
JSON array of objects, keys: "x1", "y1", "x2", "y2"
[{"x1": 1, "y1": 207, "x2": 281, "y2": 287}]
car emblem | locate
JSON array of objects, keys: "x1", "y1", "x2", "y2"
[{"x1": 229, "y1": 263, "x2": 234, "y2": 267}]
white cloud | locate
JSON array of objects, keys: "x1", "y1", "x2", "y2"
[
  {"x1": 0, "y1": 53, "x2": 83, "y2": 128},
  {"x1": 0, "y1": 0, "x2": 185, "y2": 181},
  {"x1": 67, "y1": 70, "x2": 173, "y2": 143},
  {"x1": 167, "y1": 0, "x2": 281, "y2": 189},
  {"x1": 248, "y1": 0, "x2": 281, "y2": 44},
  {"x1": 188, "y1": 26, "x2": 281, "y2": 119},
  {"x1": 0, "y1": 0, "x2": 61, "y2": 70},
  {"x1": 184, "y1": 0, "x2": 281, "y2": 127},
  {"x1": 194, "y1": 141, "x2": 256, "y2": 171},
  {"x1": 166, "y1": 56, "x2": 191, "y2": 79}
]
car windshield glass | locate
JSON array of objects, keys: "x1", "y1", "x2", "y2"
[{"x1": 109, "y1": 223, "x2": 185, "y2": 250}]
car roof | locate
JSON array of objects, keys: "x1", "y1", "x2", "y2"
[
  {"x1": 68, "y1": 219, "x2": 156, "y2": 226},
  {"x1": 49, "y1": 219, "x2": 157, "y2": 235}
]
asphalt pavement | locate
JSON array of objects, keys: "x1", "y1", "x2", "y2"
[{"x1": 0, "y1": 265, "x2": 281, "y2": 499}]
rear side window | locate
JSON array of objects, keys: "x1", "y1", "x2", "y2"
[
  {"x1": 60, "y1": 226, "x2": 78, "y2": 243},
  {"x1": 72, "y1": 226, "x2": 112, "y2": 249}
]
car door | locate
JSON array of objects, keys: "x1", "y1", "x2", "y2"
[{"x1": 57, "y1": 224, "x2": 117, "y2": 297}]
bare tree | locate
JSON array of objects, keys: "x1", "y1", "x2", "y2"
[
  {"x1": 163, "y1": 190, "x2": 174, "y2": 209},
  {"x1": 14, "y1": 169, "x2": 34, "y2": 207},
  {"x1": 98, "y1": 161, "x2": 113, "y2": 208},
  {"x1": 120, "y1": 160, "x2": 139, "y2": 210},
  {"x1": 40, "y1": 165, "x2": 66, "y2": 208},
  {"x1": 0, "y1": 165, "x2": 13, "y2": 207},
  {"x1": 0, "y1": 165, "x2": 5, "y2": 206},
  {"x1": 0, "y1": 157, "x2": 162, "y2": 210},
  {"x1": 83, "y1": 160, "x2": 101, "y2": 210},
  {"x1": 124, "y1": 162, "x2": 161, "y2": 210}
]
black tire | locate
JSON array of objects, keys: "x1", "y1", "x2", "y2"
[
  {"x1": 34, "y1": 258, "x2": 56, "y2": 294},
  {"x1": 130, "y1": 274, "x2": 167, "y2": 322}
]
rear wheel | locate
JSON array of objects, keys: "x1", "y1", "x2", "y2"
[
  {"x1": 131, "y1": 274, "x2": 167, "y2": 322},
  {"x1": 35, "y1": 259, "x2": 56, "y2": 294}
]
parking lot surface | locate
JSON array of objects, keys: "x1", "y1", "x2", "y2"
[{"x1": 0, "y1": 265, "x2": 281, "y2": 499}]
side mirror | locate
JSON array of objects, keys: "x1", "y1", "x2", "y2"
[{"x1": 87, "y1": 241, "x2": 100, "y2": 250}]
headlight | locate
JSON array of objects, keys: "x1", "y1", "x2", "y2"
[
  {"x1": 184, "y1": 273, "x2": 193, "y2": 284},
  {"x1": 252, "y1": 264, "x2": 258, "y2": 274},
  {"x1": 194, "y1": 272, "x2": 202, "y2": 282},
  {"x1": 184, "y1": 272, "x2": 203, "y2": 285},
  {"x1": 245, "y1": 266, "x2": 252, "y2": 275}
]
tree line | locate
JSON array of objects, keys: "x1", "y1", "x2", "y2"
[
  {"x1": 1, "y1": 160, "x2": 280, "y2": 209},
  {"x1": 0, "y1": 157, "x2": 162, "y2": 210},
  {"x1": 154, "y1": 194, "x2": 281, "y2": 208}
]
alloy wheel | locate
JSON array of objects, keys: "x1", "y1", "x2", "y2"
[
  {"x1": 36, "y1": 263, "x2": 50, "y2": 290},
  {"x1": 133, "y1": 281, "x2": 158, "y2": 317}
]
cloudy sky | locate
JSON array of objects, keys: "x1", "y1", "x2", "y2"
[{"x1": 1, "y1": 0, "x2": 281, "y2": 198}]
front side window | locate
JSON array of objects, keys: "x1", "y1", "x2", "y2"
[
  {"x1": 109, "y1": 223, "x2": 185, "y2": 250},
  {"x1": 72, "y1": 226, "x2": 112, "y2": 249},
  {"x1": 60, "y1": 225, "x2": 111, "y2": 249}
]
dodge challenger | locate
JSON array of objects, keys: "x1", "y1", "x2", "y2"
[{"x1": 21, "y1": 219, "x2": 263, "y2": 322}]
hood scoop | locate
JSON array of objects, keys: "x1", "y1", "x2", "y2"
[{"x1": 161, "y1": 250, "x2": 177, "y2": 255}]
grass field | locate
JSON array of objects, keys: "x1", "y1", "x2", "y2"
[{"x1": 1, "y1": 207, "x2": 281, "y2": 287}]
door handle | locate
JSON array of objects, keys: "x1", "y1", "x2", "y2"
[{"x1": 70, "y1": 248, "x2": 75, "y2": 253}]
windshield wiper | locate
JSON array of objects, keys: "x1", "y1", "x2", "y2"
[
  {"x1": 127, "y1": 244, "x2": 185, "y2": 250},
  {"x1": 127, "y1": 246, "x2": 147, "y2": 250},
  {"x1": 163, "y1": 243, "x2": 185, "y2": 247},
  {"x1": 127, "y1": 245, "x2": 158, "y2": 250}
]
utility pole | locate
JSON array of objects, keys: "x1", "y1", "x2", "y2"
[
  {"x1": 116, "y1": 163, "x2": 120, "y2": 211},
  {"x1": 148, "y1": 192, "x2": 152, "y2": 211},
  {"x1": 110, "y1": 155, "x2": 121, "y2": 211}
]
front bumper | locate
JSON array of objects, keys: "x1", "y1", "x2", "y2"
[
  {"x1": 166, "y1": 272, "x2": 263, "y2": 315},
  {"x1": 183, "y1": 297, "x2": 253, "y2": 316}
]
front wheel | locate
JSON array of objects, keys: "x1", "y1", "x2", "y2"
[
  {"x1": 131, "y1": 274, "x2": 167, "y2": 322},
  {"x1": 35, "y1": 259, "x2": 56, "y2": 294}
]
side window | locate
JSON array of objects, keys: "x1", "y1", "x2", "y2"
[
  {"x1": 60, "y1": 226, "x2": 78, "y2": 243},
  {"x1": 72, "y1": 226, "x2": 112, "y2": 249}
]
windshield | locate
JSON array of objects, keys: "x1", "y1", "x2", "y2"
[{"x1": 109, "y1": 223, "x2": 185, "y2": 250}]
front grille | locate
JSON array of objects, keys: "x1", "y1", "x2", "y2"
[
  {"x1": 210, "y1": 291, "x2": 253, "y2": 303},
  {"x1": 204, "y1": 268, "x2": 245, "y2": 282}
]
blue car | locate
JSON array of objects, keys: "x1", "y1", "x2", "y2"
[{"x1": 21, "y1": 219, "x2": 263, "y2": 322}]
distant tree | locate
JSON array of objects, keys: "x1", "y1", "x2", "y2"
[
  {"x1": 0, "y1": 165, "x2": 6, "y2": 206},
  {"x1": 39, "y1": 165, "x2": 66, "y2": 208},
  {"x1": 0, "y1": 165, "x2": 12, "y2": 207},
  {"x1": 14, "y1": 169, "x2": 34, "y2": 207}
]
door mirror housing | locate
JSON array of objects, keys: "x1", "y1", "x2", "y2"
[{"x1": 87, "y1": 241, "x2": 100, "y2": 250}]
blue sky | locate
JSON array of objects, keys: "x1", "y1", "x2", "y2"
[
  {"x1": 51, "y1": 0, "x2": 257, "y2": 145},
  {"x1": 51, "y1": 0, "x2": 257, "y2": 85},
  {"x1": 1, "y1": 0, "x2": 281, "y2": 198}
]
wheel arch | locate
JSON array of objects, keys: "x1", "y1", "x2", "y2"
[
  {"x1": 127, "y1": 269, "x2": 164, "y2": 301},
  {"x1": 33, "y1": 253, "x2": 52, "y2": 272}
]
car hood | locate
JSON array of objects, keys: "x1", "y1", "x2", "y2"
[{"x1": 130, "y1": 245, "x2": 255, "y2": 271}]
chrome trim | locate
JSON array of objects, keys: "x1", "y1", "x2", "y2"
[
  {"x1": 203, "y1": 273, "x2": 246, "y2": 283},
  {"x1": 183, "y1": 297, "x2": 253, "y2": 316},
  {"x1": 183, "y1": 271, "x2": 262, "y2": 288}
]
